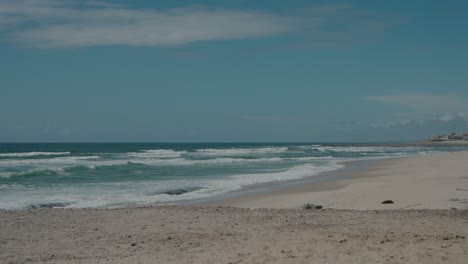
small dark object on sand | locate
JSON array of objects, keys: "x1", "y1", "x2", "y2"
[
  {"x1": 304, "y1": 203, "x2": 323, "y2": 210},
  {"x1": 381, "y1": 200, "x2": 394, "y2": 204}
]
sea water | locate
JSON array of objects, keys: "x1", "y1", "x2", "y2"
[{"x1": 0, "y1": 143, "x2": 465, "y2": 209}]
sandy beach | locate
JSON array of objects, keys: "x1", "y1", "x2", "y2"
[
  {"x1": 1, "y1": 151, "x2": 468, "y2": 264},
  {"x1": 208, "y1": 151, "x2": 468, "y2": 210},
  {"x1": 0, "y1": 208, "x2": 467, "y2": 264}
]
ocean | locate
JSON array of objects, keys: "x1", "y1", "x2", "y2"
[{"x1": 0, "y1": 143, "x2": 466, "y2": 210}]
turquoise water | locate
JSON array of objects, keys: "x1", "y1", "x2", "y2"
[{"x1": 0, "y1": 143, "x2": 466, "y2": 209}]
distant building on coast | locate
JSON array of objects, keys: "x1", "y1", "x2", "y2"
[{"x1": 430, "y1": 132, "x2": 468, "y2": 141}]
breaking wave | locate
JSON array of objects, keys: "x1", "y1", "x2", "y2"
[
  {"x1": 127, "y1": 149, "x2": 188, "y2": 158},
  {"x1": 27, "y1": 202, "x2": 72, "y2": 209},
  {"x1": 0, "y1": 169, "x2": 63, "y2": 179},
  {"x1": 0, "y1": 156, "x2": 101, "y2": 167},
  {"x1": 194, "y1": 147, "x2": 288, "y2": 156},
  {"x1": 0, "y1": 151, "x2": 70, "y2": 157}
]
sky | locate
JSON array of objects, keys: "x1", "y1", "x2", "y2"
[{"x1": 1, "y1": 0, "x2": 468, "y2": 142}]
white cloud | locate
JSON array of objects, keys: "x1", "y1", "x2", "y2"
[
  {"x1": 0, "y1": 0, "x2": 295, "y2": 48},
  {"x1": 370, "y1": 119, "x2": 412, "y2": 129},
  {"x1": 0, "y1": 0, "x2": 401, "y2": 48}
]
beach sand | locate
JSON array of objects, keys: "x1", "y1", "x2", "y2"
[
  {"x1": 1, "y1": 151, "x2": 468, "y2": 263},
  {"x1": 208, "y1": 151, "x2": 468, "y2": 210},
  {"x1": 1, "y1": 208, "x2": 467, "y2": 264}
]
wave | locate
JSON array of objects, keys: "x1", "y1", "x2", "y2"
[
  {"x1": 0, "y1": 154, "x2": 341, "y2": 179},
  {"x1": 0, "y1": 184, "x2": 33, "y2": 190},
  {"x1": 194, "y1": 147, "x2": 288, "y2": 156},
  {"x1": 127, "y1": 149, "x2": 187, "y2": 159},
  {"x1": 86, "y1": 157, "x2": 288, "y2": 168},
  {"x1": 0, "y1": 156, "x2": 296, "y2": 180},
  {"x1": 302, "y1": 145, "x2": 429, "y2": 154},
  {"x1": 0, "y1": 156, "x2": 101, "y2": 167},
  {"x1": 127, "y1": 157, "x2": 285, "y2": 166},
  {"x1": 0, "y1": 151, "x2": 70, "y2": 157},
  {"x1": 151, "y1": 186, "x2": 204, "y2": 196},
  {"x1": 124, "y1": 162, "x2": 345, "y2": 204},
  {"x1": 0, "y1": 168, "x2": 63, "y2": 179},
  {"x1": 285, "y1": 156, "x2": 334, "y2": 161},
  {"x1": 27, "y1": 202, "x2": 72, "y2": 209},
  {"x1": 127, "y1": 162, "x2": 344, "y2": 203},
  {"x1": 317, "y1": 146, "x2": 386, "y2": 152},
  {"x1": 0, "y1": 172, "x2": 15, "y2": 178},
  {"x1": 230, "y1": 162, "x2": 343, "y2": 185},
  {"x1": 0, "y1": 160, "x2": 345, "y2": 209}
]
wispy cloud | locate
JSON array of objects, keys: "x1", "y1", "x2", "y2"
[
  {"x1": 0, "y1": 0, "x2": 400, "y2": 48},
  {"x1": 365, "y1": 93, "x2": 468, "y2": 126},
  {"x1": 365, "y1": 93, "x2": 467, "y2": 114},
  {"x1": 438, "y1": 112, "x2": 468, "y2": 123},
  {"x1": 369, "y1": 119, "x2": 413, "y2": 129},
  {"x1": 0, "y1": 0, "x2": 295, "y2": 48}
]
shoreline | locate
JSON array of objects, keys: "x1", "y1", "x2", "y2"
[
  {"x1": 180, "y1": 157, "x2": 383, "y2": 207},
  {"x1": 202, "y1": 151, "x2": 468, "y2": 210}
]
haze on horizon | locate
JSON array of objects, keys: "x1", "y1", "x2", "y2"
[{"x1": 1, "y1": 0, "x2": 468, "y2": 143}]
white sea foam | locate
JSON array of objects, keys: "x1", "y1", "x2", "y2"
[
  {"x1": 127, "y1": 157, "x2": 285, "y2": 166},
  {"x1": 0, "y1": 168, "x2": 65, "y2": 179},
  {"x1": 0, "y1": 151, "x2": 70, "y2": 157},
  {"x1": 127, "y1": 149, "x2": 187, "y2": 158},
  {"x1": 306, "y1": 145, "x2": 429, "y2": 154},
  {"x1": 100, "y1": 161, "x2": 342, "y2": 205},
  {"x1": 0, "y1": 155, "x2": 286, "y2": 177},
  {"x1": 230, "y1": 162, "x2": 343, "y2": 185},
  {"x1": 286, "y1": 156, "x2": 334, "y2": 161},
  {"x1": 316, "y1": 146, "x2": 385, "y2": 152},
  {"x1": 0, "y1": 156, "x2": 288, "y2": 178},
  {"x1": 194, "y1": 147, "x2": 288, "y2": 156},
  {"x1": 0, "y1": 172, "x2": 14, "y2": 178},
  {"x1": 0, "y1": 156, "x2": 101, "y2": 166}
]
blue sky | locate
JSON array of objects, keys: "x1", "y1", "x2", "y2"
[{"x1": 1, "y1": 0, "x2": 468, "y2": 142}]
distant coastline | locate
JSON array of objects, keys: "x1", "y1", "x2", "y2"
[{"x1": 427, "y1": 132, "x2": 468, "y2": 143}]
